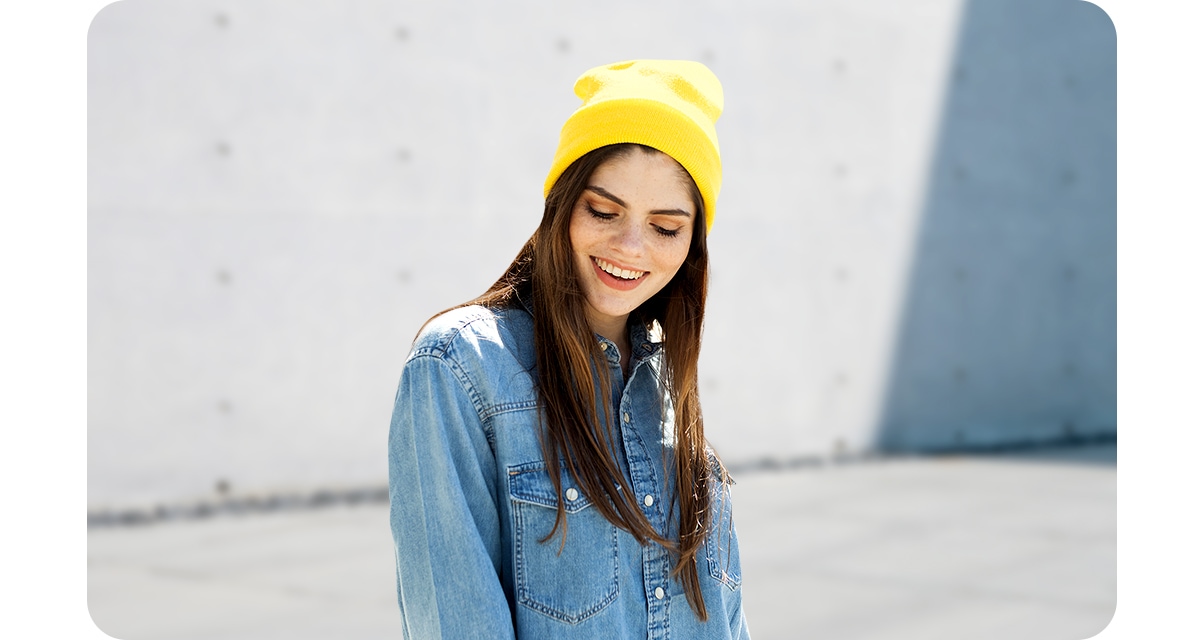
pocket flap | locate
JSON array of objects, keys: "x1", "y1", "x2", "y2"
[{"x1": 507, "y1": 461, "x2": 594, "y2": 514}]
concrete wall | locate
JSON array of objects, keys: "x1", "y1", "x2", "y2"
[
  {"x1": 88, "y1": 0, "x2": 1115, "y2": 508},
  {"x1": 878, "y1": 0, "x2": 1116, "y2": 451}
]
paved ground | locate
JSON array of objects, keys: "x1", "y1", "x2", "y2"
[{"x1": 88, "y1": 443, "x2": 1115, "y2": 639}]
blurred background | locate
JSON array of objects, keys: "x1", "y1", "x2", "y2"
[{"x1": 87, "y1": 0, "x2": 1115, "y2": 638}]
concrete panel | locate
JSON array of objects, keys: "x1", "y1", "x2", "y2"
[
  {"x1": 88, "y1": 0, "x2": 1114, "y2": 507},
  {"x1": 878, "y1": 0, "x2": 1116, "y2": 451}
]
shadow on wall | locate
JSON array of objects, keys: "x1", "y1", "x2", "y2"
[{"x1": 876, "y1": 0, "x2": 1116, "y2": 454}]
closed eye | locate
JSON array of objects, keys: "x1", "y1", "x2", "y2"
[
  {"x1": 587, "y1": 205, "x2": 617, "y2": 220},
  {"x1": 653, "y1": 225, "x2": 682, "y2": 238}
]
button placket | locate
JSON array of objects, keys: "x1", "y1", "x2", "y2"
[
  {"x1": 615, "y1": 352, "x2": 671, "y2": 636},
  {"x1": 641, "y1": 536, "x2": 672, "y2": 637},
  {"x1": 618, "y1": 391, "x2": 666, "y2": 532}
]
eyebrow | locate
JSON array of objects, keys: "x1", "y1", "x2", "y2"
[{"x1": 585, "y1": 185, "x2": 693, "y2": 218}]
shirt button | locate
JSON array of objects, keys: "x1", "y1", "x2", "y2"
[
  {"x1": 623, "y1": 412, "x2": 630, "y2": 422},
  {"x1": 654, "y1": 587, "x2": 665, "y2": 600},
  {"x1": 565, "y1": 488, "x2": 578, "y2": 502},
  {"x1": 644, "y1": 494, "x2": 654, "y2": 507},
  {"x1": 599, "y1": 341, "x2": 608, "y2": 351}
]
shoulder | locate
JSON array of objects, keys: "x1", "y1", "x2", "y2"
[
  {"x1": 410, "y1": 305, "x2": 499, "y2": 355},
  {"x1": 407, "y1": 304, "x2": 536, "y2": 383}
]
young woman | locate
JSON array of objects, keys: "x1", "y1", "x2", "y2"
[{"x1": 388, "y1": 59, "x2": 749, "y2": 639}]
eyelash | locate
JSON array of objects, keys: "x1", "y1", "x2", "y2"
[
  {"x1": 586, "y1": 205, "x2": 616, "y2": 221},
  {"x1": 586, "y1": 205, "x2": 682, "y2": 238}
]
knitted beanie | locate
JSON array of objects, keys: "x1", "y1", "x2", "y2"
[{"x1": 543, "y1": 60, "x2": 724, "y2": 233}]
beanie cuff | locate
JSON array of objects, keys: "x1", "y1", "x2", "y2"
[{"x1": 543, "y1": 98, "x2": 721, "y2": 233}]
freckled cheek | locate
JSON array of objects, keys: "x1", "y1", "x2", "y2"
[
  {"x1": 662, "y1": 244, "x2": 691, "y2": 273},
  {"x1": 568, "y1": 223, "x2": 594, "y2": 259},
  {"x1": 573, "y1": 252, "x2": 595, "y2": 286}
]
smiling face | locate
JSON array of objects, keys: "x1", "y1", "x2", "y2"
[{"x1": 568, "y1": 148, "x2": 697, "y2": 343}]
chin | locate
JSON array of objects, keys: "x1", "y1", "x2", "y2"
[{"x1": 588, "y1": 297, "x2": 639, "y2": 320}]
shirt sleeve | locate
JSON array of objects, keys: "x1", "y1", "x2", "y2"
[
  {"x1": 728, "y1": 584, "x2": 751, "y2": 640},
  {"x1": 388, "y1": 352, "x2": 515, "y2": 639},
  {"x1": 714, "y1": 459, "x2": 751, "y2": 640}
]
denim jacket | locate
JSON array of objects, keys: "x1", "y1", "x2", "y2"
[{"x1": 388, "y1": 300, "x2": 750, "y2": 639}]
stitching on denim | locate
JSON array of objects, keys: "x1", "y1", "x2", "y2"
[
  {"x1": 705, "y1": 488, "x2": 742, "y2": 591},
  {"x1": 512, "y1": 508, "x2": 620, "y2": 623},
  {"x1": 617, "y1": 396, "x2": 667, "y2": 528},
  {"x1": 508, "y1": 463, "x2": 593, "y2": 513},
  {"x1": 407, "y1": 308, "x2": 496, "y2": 359},
  {"x1": 479, "y1": 401, "x2": 538, "y2": 449},
  {"x1": 514, "y1": 499, "x2": 528, "y2": 607},
  {"x1": 481, "y1": 399, "x2": 539, "y2": 421},
  {"x1": 404, "y1": 353, "x2": 491, "y2": 447},
  {"x1": 509, "y1": 464, "x2": 620, "y2": 624}
]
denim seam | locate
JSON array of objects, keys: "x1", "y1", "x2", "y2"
[
  {"x1": 513, "y1": 506, "x2": 620, "y2": 624},
  {"x1": 407, "y1": 309, "x2": 497, "y2": 360},
  {"x1": 406, "y1": 350, "x2": 494, "y2": 444},
  {"x1": 704, "y1": 495, "x2": 742, "y2": 591},
  {"x1": 509, "y1": 464, "x2": 620, "y2": 624},
  {"x1": 481, "y1": 399, "x2": 539, "y2": 421},
  {"x1": 508, "y1": 463, "x2": 592, "y2": 513}
]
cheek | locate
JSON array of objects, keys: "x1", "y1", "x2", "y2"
[
  {"x1": 568, "y1": 218, "x2": 598, "y2": 281},
  {"x1": 567, "y1": 208, "x2": 593, "y2": 255},
  {"x1": 662, "y1": 240, "x2": 691, "y2": 273}
]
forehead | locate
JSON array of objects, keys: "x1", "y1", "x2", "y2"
[{"x1": 586, "y1": 149, "x2": 696, "y2": 213}]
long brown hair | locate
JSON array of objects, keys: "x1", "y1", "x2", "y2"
[{"x1": 433, "y1": 143, "x2": 725, "y2": 620}]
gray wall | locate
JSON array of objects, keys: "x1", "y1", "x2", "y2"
[
  {"x1": 879, "y1": 0, "x2": 1116, "y2": 451},
  {"x1": 88, "y1": 0, "x2": 1115, "y2": 509}
]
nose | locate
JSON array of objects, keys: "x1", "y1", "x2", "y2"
[{"x1": 611, "y1": 216, "x2": 643, "y2": 258}]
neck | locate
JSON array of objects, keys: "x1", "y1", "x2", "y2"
[{"x1": 586, "y1": 310, "x2": 630, "y2": 360}]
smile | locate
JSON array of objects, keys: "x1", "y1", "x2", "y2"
[{"x1": 593, "y1": 257, "x2": 648, "y2": 281}]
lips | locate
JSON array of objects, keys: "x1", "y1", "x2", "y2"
[
  {"x1": 592, "y1": 257, "x2": 647, "y2": 291},
  {"x1": 593, "y1": 257, "x2": 647, "y2": 281}
]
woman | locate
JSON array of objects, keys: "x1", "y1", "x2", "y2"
[{"x1": 388, "y1": 59, "x2": 749, "y2": 639}]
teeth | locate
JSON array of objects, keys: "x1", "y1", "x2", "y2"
[{"x1": 594, "y1": 257, "x2": 645, "y2": 281}]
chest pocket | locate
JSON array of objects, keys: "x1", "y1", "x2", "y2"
[{"x1": 508, "y1": 461, "x2": 619, "y2": 624}]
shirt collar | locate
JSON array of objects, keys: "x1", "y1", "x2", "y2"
[
  {"x1": 628, "y1": 318, "x2": 663, "y2": 361},
  {"x1": 517, "y1": 287, "x2": 535, "y2": 317}
]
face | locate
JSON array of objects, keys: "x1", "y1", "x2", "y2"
[{"x1": 568, "y1": 149, "x2": 696, "y2": 340}]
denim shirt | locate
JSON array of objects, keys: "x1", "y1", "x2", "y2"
[{"x1": 388, "y1": 301, "x2": 750, "y2": 639}]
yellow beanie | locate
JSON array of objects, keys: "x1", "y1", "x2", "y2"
[{"x1": 543, "y1": 60, "x2": 724, "y2": 234}]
